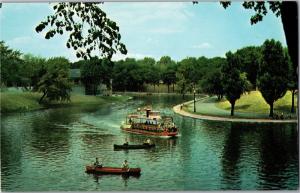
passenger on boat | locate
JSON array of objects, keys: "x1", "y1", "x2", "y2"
[
  {"x1": 122, "y1": 160, "x2": 129, "y2": 169},
  {"x1": 94, "y1": 157, "x2": 102, "y2": 168}
]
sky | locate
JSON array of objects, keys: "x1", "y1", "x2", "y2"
[{"x1": 0, "y1": 2, "x2": 286, "y2": 62}]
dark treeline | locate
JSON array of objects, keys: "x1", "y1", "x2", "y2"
[
  {"x1": 1, "y1": 39, "x2": 297, "y2": 116},
  {"x1": 1, "y1": 41, "x2": 72, "y2": 103}
]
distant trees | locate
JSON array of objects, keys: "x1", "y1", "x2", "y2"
[
  {"x1": 36, "y1": 57, "x2": 72, "y2": 103},
  {"x1": 113, "y1": 58, "x2": 145, "y2": 92},
  {"x1": 257, "y1": 39, "x2": 289, "y2": 117},
  {"x1": 286, "y1": 53, "x2": 298, "y2": 113},
  {"x1": 1, "y1": 36, "x2": 296, "y2": 117},
  {"x1": 222, "y1": 51, "x2": 251, "y2": 116},
  {"x1": 158, "y1": 56, "x2": 177, "y2": 93},
  {"x1": 20, "y1": 54, "x2": 47, "y2": 90},
  {"x1": 235, "y1": 46, "x2": 261, "y2": 88},
  {"x1": 80, "y1": 57, "x2": 113, "y2": 95},
  {"x1": 200, "y1": 69, "x2": 224, "y2": 100},
  {"x1": 0, "y1": 41, "x2": 23, "y2": 87}
]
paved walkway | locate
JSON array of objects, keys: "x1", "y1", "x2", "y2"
[{"x1": 173, "y1": 99, "x2": 298, "y2": 123}]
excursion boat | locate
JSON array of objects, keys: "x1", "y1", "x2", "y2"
[
  {"x1": 113, "y1": 143, "x2": 155, "y2": 150},
  {"x1": 120, "y1": 107, "x2": 179, "y2": 137},
  {"x1": 86, "y1": 166, "x2": 141, "y2": 176}
]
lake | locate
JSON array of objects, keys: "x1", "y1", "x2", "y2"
[{"x1": 1, "y1": 94, "x2": 298, "y2": 191}]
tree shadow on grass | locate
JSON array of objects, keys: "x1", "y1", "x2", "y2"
[
  {"x1": 201, "y1": 97, "x2": 219, "y2": 103},
  {"x1": 275, "y1": 105, "x2": 295, "y2": 112},
  {"x1": 224, "y1": 104, "x2": 251, "y2": 111}
]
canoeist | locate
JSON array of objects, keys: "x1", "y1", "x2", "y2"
[
  {"x1": 124, "y1": 138, "x2": 129, "y2": 145},
  {"x1": 122, "y1": 160, "x2": 129, "y2": 169},
  {"x1": 144, "y1": 138, "x2": 152, "y2": 145},
  {"x1": 94, "y1": 157, "x2": 102, "y2": 168}
]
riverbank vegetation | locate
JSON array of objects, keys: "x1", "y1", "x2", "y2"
[
  {"x1": 0, "y1": 90, "x2": 130, "y2": 114},
  {"x1": 1, "y1": 38, "x2": 297, "y2": 118}
]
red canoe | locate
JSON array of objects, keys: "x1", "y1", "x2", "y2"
[{"x1": 86, "y1": 166, "x2": 141, "y2": 175}]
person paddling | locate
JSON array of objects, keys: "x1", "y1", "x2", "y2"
[
  {"x1": 94, "y1": 157, "x2": 102, "y2": 168},
  {"x1": 122, "y1": 160, "x2": 129, "y2": 170},
  {"x1": 144, "y1": 138, "x2": 152, "y2": 145},
  {"x1": 124, "y1": 138, "x2": 129, "y2": 146}
]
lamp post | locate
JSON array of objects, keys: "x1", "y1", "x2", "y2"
[{"x1": 193, "y1": 88, "x2": 196, "y2": 113}]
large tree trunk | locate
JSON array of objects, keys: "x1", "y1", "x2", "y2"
[
  {"x1": 39, "y1": 91, "x2": 47, "y2": 104},
  {"x1": 167, "y1": 84, "x2": 170, "y2": 93},
  {"x1": 173, "y1": 84, "x2": 175, "y2": 92},
  {"x1": 269, "y1": 102, "x2": 274, "y2": 118},
  {"x1": 281, "y1": 2, "x2": 298, "y2": 75},
  {"x1": 230, "y1": 101, "x2": 235, "y2": 116},
  {"x1": 291, "y1": 89, "x2": 295, "y2": 113}
]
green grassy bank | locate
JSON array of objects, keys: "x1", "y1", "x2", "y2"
[
  {"x1": 0, "y1": 91, "x2": 130, "y2": 114},
  {"x1": 216, "y1": 91, "x2": 297, "y2": 114},
  {"x1": 185, "y1": 91, "x2": 297, "y2": 119}
]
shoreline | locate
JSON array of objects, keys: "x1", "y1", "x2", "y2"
[
  {"x1": 173, "y1": 100, "x2": 298, "y2": 123},
  {"x1": 1, "y1": 92, "x2": 131, "y2": 114}
]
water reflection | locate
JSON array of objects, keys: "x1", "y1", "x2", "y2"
[
  {"x1": 1, "y1": 94, "x2": 298, "y2": 191},
  {"x1": 29, "y1": 109, "x2": 73, "y2": 159},
  {"x1": 221, "y1": 123, "x2": 242, "y2": 190},
  {"x1": 258, "y1": 124, "x2": 299, "y2": 190}
]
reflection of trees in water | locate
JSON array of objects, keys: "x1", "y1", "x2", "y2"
[
  {"x1": 29, "y1": 108, "x2": 75, "y2": 159},
  {"x1": 220, "y1": 123, "x2": 242, "y2": 190},
  {"x1": 80, "y1": 133, "x2": 117, "y2": 157},
  {"x1": 1, "y1": 123, "x2": 23, "y2": 177},
  {"x1": 219, "y1": 122, "x2": 298, "y2": 190},
  {"x1": 257, "y1": 123, "x2": 298, "y2": 190},
  {"x1": 133, "y1": 94, "x2": 194, "y2": 109}
]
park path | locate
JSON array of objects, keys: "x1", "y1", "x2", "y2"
[{"x1": 173, "y1": 99, "x2": 298, "y2": 123}]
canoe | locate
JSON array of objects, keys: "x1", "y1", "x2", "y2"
[
  {"x1": 86, "y1": 166, "x2": 141, "y2": 175},
  {"x1": 114, "y1": 143, "x2": 155, "y2": 150}
]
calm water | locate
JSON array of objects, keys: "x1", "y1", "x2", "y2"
[{"x1": 1, "y1": 94, "x2": 299, "y2": 191}]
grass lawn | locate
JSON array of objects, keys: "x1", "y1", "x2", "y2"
[
  {"x1": 185, "y1": 90, "x2": 297, "y2": 119},
  {"x1": 216, "y1": 91, "x2": 297, "y2": 114},
  {"x1": 0, "y1": 91, "x2": 130, "y2": 114}
]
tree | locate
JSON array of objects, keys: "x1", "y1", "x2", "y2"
[
  {"x1": 0, "y1": 41, "x2": 23, "y2": 87},
  {"x1": 177, "y1": 57, "x2": 201, "y2": 90},
  {"x1": 176, "y1": 73, "x2": 190, "y2": 99},
  {"x1": 222, "y1": 51, "x2": 251, "y2": 116},
  {"x1": 200, "y1": 69, "x2": 224, "y2": 100},
  {"x1": 37, "y1": 57, "x2": 72, "y2": 103},
  {"x1": 80, "y1": 57, "x2": 112, "y2": 95},
  {"x1": 158, "y1": 56, "x2": 177, "y2": 92},
  {"x1": 20, "y1": 54, "x2": 47, "y2": 90},
  {"x1": 113, "y1": 58, "x2": 145, "y2": 92},
  {"x1": 220, "y1": 1, "x2": 298, "y2": 85},
  {"x1": 235, "y1": 46, "x2": 261, "y2": 88},
  {"x1": 257, "y1": 39, "x2": 289, "y2": 117},
  {"x1": 285, "y1": 48, "x2": 298, "y2": 113},
  {"x1": 36, "y1": 2, "x2": 127, "y2": 60},
  {"x1": 162, "y1": 67, "x2": 177, "y2": 93}
]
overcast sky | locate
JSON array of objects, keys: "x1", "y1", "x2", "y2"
[{"x1": 0, "y1": 2, "x2": 286, "y2": 62}]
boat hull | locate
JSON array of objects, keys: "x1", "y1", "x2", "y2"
[
  {"x1": 121, "y1": 126, "x2": 178, "y2": 137},
  {"x1": 86, "y1": 166, "x2": 141, "y2": 176},
  {"x1": 114, "y1": 144, "x2": 155, "y2": 150}
]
